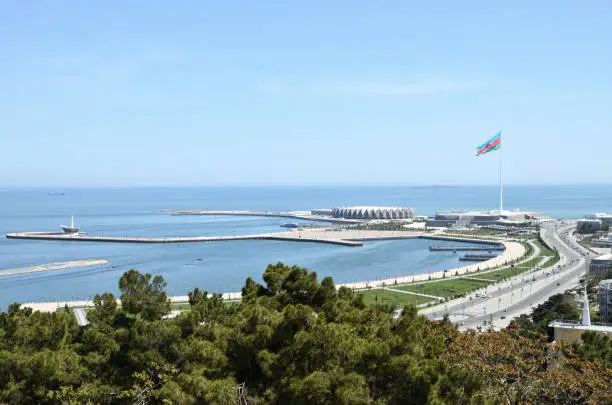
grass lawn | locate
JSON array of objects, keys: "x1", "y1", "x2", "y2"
[
  {"x1": 396, "y1": 278, "x2": 492, "y2": 298},
  {"x1": 538, "y1": 243, "x2": 556, "y2": 257},
  {"x1": 443, "y1": 229, "x2": 506, "y2": 237},
  {"x1": 485, "y1": 266, "x2": 532, "y2": 281},
  {"x1": 359, "y1": 289, "x2": 435, "y2": 307}
]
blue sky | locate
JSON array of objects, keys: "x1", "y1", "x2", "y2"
[{"x1": 1, "y1": 1, "x2": 611, "y2": 187}]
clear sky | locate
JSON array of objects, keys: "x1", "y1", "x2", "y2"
[{"x1": 1, "y1": 1, "x2": 611, "y2": 187}]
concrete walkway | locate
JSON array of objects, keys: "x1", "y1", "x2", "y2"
[
  {"x1": 461, "y1": 276, "x2": 496, "y2": 282},
  {"x1": 381, "y1": 287, "x2": 443, "y2": 300}
]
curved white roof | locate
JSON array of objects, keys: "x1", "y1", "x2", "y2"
[{"x1": 331, "y1": 206, "x2": 415, "y2": 219}]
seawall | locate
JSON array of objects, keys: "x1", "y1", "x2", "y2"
[{"x1": 5, "y1": 231, "x2": 363, "y2": 247}]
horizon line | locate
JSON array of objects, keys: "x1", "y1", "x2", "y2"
[{"x1": 1, "y1": 182, "x2": 611, "y2": 190}]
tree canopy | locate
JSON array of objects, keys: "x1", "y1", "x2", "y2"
[{"x1": 0, "y1": 263, "x2": 610, "y2": 404}]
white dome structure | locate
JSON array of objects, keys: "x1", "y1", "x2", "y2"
[{"x1": 331, "y1": 206, "x2": 415, "y2": 220}]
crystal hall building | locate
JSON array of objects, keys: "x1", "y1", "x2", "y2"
[{"x1": 330, "y1": 206, "x2": 415, "y2": 220}]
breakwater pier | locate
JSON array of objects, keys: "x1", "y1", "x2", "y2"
[
  {"x1": 459, "y1": 253, "x2": 499, "y2": 261},
  {"x1": 167, "y1": 209, "x2": 362, "y2": 224},
  {"x1": 5, "y1": 229, "x2": 515, "y2": 251},
  {"x1": 429, "y1": 245, "x2": 505, "y2": 251},
  {"x1": 5, "y1": 231, "x2": 364, "y2": 247}
]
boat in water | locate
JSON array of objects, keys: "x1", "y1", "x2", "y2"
[
  {"x1": 60, "y1": 216, "x2": 79, "y2": 234},
  {"x1": 459, "y1": 253, "x2": 498, "y2": 261},
  {"x1": 280, "y1": 222, "x2": 299, "y2": 228}
]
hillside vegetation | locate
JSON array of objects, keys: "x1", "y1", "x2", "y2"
[{"x1": 0, "y1": 264, "x2": 610, "y2": 404}]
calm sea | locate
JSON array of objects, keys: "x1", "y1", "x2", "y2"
[{"x1": 0, "y1": 185, "x2": 610, "y2": 309}]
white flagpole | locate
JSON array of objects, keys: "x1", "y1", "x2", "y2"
[{"x1": 499, "y1": 131, "x2": 503, "y2": 212}]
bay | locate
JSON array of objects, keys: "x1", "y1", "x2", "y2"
[{"x1": 0, "y1": 185, "x2": 610, "y2": 309}]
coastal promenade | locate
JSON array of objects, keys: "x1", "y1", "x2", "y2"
[
  {"x1": 337, "y1": 239, "x2": 524, "y2": 290},
  {"x1": 422, "y1": 220, "x2": 589, "y2": 331},
  {"x1": 19, "y1": 233, "x2": 525, "y2": 313}
]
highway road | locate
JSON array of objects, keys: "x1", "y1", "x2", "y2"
[{"x1": 422, "y1": 220, "x2": 595, "y2": 330}]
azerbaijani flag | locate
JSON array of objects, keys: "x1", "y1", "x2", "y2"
[{"x1": 476, "y1": 131, "x2": 501, "y2": 156}]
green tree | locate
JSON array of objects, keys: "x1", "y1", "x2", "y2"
[
  {"x1": 119, "y1": 269, "x2": 171, "y2": 321},
  {"x1": 2, "y1": 265, "x2": 611, "y2": 404},
  {"x1": 87, "y1": 292, "x2": 118, "y2": 325},
  {"x1": 572, "y1": 330, "x2": 612, "y2": 369}
]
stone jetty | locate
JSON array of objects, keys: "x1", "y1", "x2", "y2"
[{"x1": 5, "y1": 231, "x2": 363, "y2": 247}]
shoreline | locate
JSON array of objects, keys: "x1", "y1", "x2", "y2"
[{"x1": 19, "y1": 236, "x2": 525, "y2": 312}]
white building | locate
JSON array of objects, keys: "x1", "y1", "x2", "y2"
[
  {"x1": 426, "y1": 209, "x2": 540, "y2": 228},
  {"x1": 585, "y1": 213, "x2": 612, "y2": 225},
  {"x1": 331, "y1": 206, "x2": 415, "y2": 220}
]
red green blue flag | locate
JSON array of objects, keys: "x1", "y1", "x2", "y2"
[{"x1": 476, "y1": 131, "x2": 501, "y2": 156}]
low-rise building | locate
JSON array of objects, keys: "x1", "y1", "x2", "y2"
[
  {"x1": 585, "y1": 213, "x2": 612, "y2": 225},
  {"x1": 549, "y1": 320, "x2": 612, "y2": 343},
  {"x1": 425, "y1": 209, "x2": 540, "y2": 229},
  {"x1": 576, "y1": 218, "x2": 602, "y2": 233},
  {"x1": 576, "y1": 213, "x2": 612, "y2": 234},
  {"x1": 599, "y1": 279, "x2": 612, "y2": 323},
  {"x1": 589, "y1": 254, "x2": 612, "y2": 277},
  {"x1": 549, "y1": 289, "x2": 612, "y2": 343}
]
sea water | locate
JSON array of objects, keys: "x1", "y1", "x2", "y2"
[{"x1": 0, "y1": 185, "x2": 610, "y2": 309}]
